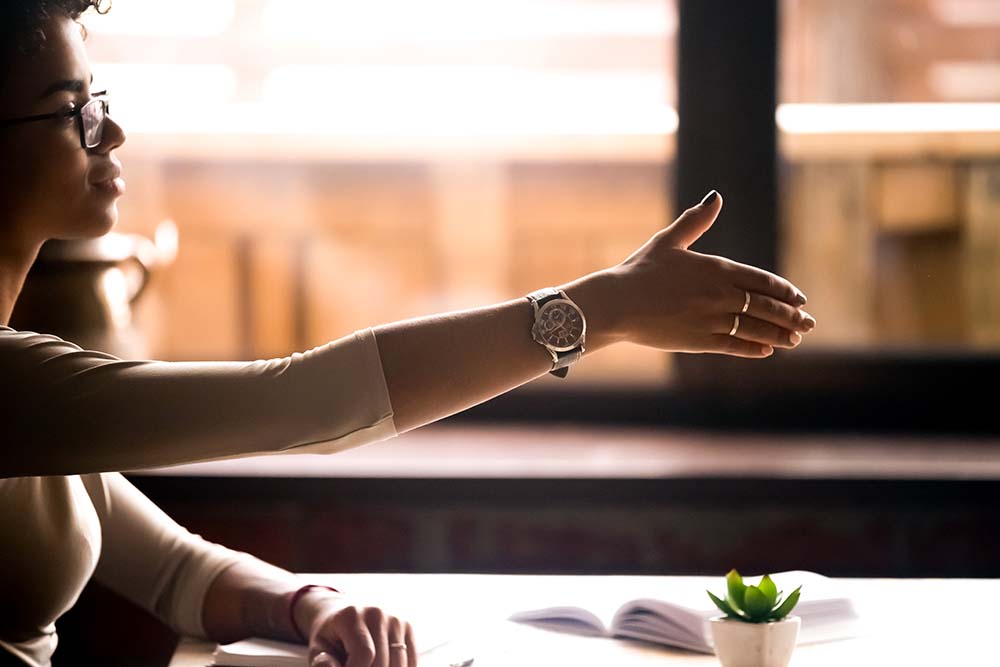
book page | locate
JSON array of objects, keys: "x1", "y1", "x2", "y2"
[
  {"x1": 506, "y1": 575, "x2": 690, "y2": 634},
  {"x1": 213, "y1": 639, "x2": 303, "y2": 667},
  {"x1": 612, "y1": 597, "x2": 710, "y2": 651}
]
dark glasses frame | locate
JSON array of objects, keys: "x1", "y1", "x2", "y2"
[{"x1": 0, "y1": 90, "x2": 110, "y2": 149}]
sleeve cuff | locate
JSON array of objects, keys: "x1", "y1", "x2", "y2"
[
  {"x1": 163, "y1": 542, "x2": 254, "y2": 638},
  {"x1": 278, "y1": 327, "x2": 397, "y2": 455}
]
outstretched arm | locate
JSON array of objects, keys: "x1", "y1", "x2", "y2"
[
  {"x1": 376, "y1": 191, "x2": 815, "y2": 434},
  {"x1": 2, "y1": 191, "x2": 813, "y2": 477}
]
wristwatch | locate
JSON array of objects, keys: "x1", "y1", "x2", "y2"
[{"x1": 526, "y1": 287, "x2": 587, "y2": 378}]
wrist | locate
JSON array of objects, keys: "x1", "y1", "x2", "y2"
[
  {"x1": 288, "y1": 584, "x2": 346, "y2": 643},
  {"x1": 557, "y1": 268, "x2": 628, "y2": 352}
]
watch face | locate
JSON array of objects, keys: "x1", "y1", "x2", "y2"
[{"x1": 536, "y1": 300, "x2": 585, "y2": 351}]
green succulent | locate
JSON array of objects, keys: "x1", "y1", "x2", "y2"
[{"x1": 707, "y1": 569, "x2": 801, "y2": 623}]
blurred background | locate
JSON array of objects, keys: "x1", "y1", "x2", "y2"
[
  {"x1": 20, "y1": 1, "x2": 997, "y2": 664},
  {"x1": 31, "y1": 0, "x2": 999, "y2": 369}
]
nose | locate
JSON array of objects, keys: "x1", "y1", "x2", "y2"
[{"x1": 93, "y1": 114, "x2": 127, "y2": 153}]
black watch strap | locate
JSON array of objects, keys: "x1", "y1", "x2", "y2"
[{"x1": 549, "y1": 351, "x2": 582, "y2": 378}]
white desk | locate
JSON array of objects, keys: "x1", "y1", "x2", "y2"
[{"x1": 169, "y1": 573, "x2": 997, "y2": 666}]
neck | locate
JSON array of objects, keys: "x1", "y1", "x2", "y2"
[{"x1": 0, "y1": 240, "x2": 42, "y2": 327}]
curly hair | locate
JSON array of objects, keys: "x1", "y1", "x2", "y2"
[{"x1": 1, "y1": 0, "x2": 111, "y2": 92}]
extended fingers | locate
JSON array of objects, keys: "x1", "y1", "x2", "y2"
[
  {"x1": 722, "y1": 259, "x2": 807, "y2": 306},
  {"x1": 735, "y1": 289, "x2": 815, "y2": 334},
  {"x1": 718, "y1": 313, "x2": 801, "y2": 349},
  {"x1": 708, "y1": 334, "x2": 774, "y2": 358},
  {"x1": 706, "y1": 293, "x2": 811, "y2": 357}
]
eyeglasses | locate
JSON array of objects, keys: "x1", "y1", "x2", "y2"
[{"x1": 0, "y1": 90, "x2": 111, "y2": 149}]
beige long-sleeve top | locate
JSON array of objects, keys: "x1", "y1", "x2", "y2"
[{"x1": 0, "y1": 325, "x2": 398, "y2": 666}]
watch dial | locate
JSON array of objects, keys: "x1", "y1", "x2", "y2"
[{"x1": 538, "y1": 301, "x2": 585, "y2": 350}]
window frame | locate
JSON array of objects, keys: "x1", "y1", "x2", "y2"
[{"x1": 454, "y1": 0, "x2": 1000, "y2": 436}]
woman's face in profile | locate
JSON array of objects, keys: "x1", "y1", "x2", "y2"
[{"x1": 0, "y1": 16, "x2": 127, "y2": 248}]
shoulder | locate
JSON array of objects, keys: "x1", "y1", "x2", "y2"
[
  {"x1": 0, "y1": 325, "x2": 85, "y2": 360},
  {"x1": 0, "y1": 324, "x2": 84, "y2": 348},
  {"x1": 0, "y1": 326, "x2": 129, "y2": 426},
  {"x1": 0, "y1": 324, "x2": 122, "y2": 378}
]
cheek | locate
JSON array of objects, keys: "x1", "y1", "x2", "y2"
[
  {"x1": 0, "y1": 138, "x2": 49, "y2": 230},
  {"x1": 37, "y1": 153, "x2": 90, "y2": 228},
  {"x1": 0, "y1": 123, "x2": 117, "y2": 241}
]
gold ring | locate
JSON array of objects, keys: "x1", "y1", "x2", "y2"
[
  {"x1": 729, "y1": 314, "x2": 740, "y2": 337},
  {"x1": 741, "y1": 290, "x2": 751, "y2": 314},
  {"x1": 390, "y1": 643, "x2": 408, "y2": 650}
]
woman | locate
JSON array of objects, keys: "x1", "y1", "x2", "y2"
[{"x1": 0, "y1": 1, "x2": 816, "y2": 666}]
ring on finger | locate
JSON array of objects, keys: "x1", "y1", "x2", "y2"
[
  {"x1": 741, "y1": 290, "x2": 751, "y2": 314},
  {"x1": 729, "y1": 314, "x2": 741, "y2": 337},
  {"x1": 389, "y1": 642, "x2": 408, "y2": 650}
]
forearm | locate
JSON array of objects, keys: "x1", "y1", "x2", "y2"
[
  {"x1": 201, "y1": 558, "x2": 299, "y2": 644},
  {"x1": 201, "y1": 558, "x2": 339, "y2": 645},
  {"x1": 374, "y1": 269, "x2": 626, "y2": 435}
]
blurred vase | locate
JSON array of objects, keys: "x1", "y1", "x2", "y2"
[{"x1": 10, "y1": 223, "x2": 177, "y2": 359}]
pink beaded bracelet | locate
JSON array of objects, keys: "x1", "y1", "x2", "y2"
[{"x1": 289, "y1": 584, "x2": 341, "y2": 643}]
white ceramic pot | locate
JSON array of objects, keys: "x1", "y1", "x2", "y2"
[{"x1": 708, "y1": 615, "x2": 801, "y2": 667}]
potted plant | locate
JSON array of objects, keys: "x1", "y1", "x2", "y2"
[{"x1": 706, "y1": 570, "x2": 802, "y2": 667}]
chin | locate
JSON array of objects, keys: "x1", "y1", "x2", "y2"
[
  {"x1": 56, "y1": 208, "x2": 119, "y2": 241},
  {"x1": 96, "y1": 212, "x2": 119, "y2": 236},
  {"x1": 88, "y1": 200, "x2": 121, "y2": 234}
]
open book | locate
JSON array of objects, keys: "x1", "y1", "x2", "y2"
[{"x1": 507, "y1": 570, "x2": 859, "y2": 654}]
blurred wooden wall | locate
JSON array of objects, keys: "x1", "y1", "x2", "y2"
[{"x1": 117, "y1": 157, "x2": 675, "y2": 384}]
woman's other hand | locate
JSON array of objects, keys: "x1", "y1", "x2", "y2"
[
  {"x1": 298, "y1": 592, "x2": 418, "y2": 667},
  {"x1": 578, "y1": 190, "x2": 816, "y2": 358}
]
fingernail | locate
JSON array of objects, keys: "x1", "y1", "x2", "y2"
[
  {"x1": 762, "y1": 346, "x2": 774, "y2": 356},
  {"x1": 789, "y1": 332, "x2": 802, "y2": 346},
  {"x1": 700, "y1": 190, "x2": 718, "y2": 206},
  {"x1": 796, "y1": 292, "x2": 807, "y2": 306}
]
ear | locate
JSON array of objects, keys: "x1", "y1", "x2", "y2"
[{"x1": 661, "y1": 191, "x2": 723, "y2": 250}]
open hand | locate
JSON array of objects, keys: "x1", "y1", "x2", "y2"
[{"x1": 607, "y1": 190, "x2": 815, "y2": 357}]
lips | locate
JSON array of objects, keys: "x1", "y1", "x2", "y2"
[
  {"x1": 89, "y1": 167, "x2": 121, "y2": 186},
  {"x1": 89, "y1": 163, "x2": 126, "y2": 197}
]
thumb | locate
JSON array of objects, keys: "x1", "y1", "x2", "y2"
[
  {"x1": 311, "y1": 651, "x2": 343, "y2": 667},
  {"x1": 661, "y1": 190, "x2": 722, "y2": 250}
]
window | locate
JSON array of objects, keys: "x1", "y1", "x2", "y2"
[
  {"x1": 482, "y1": 0, "x2": 998, "y2": 433},
  {"x1": 779, "y1": 0, "x2": 1000, "y2": 351}
]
